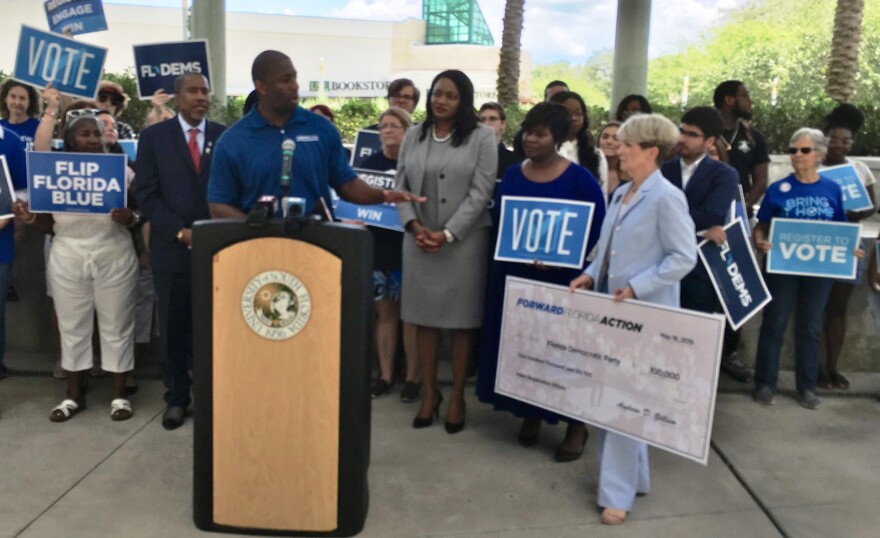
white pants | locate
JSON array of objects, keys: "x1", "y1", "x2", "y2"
[
  {"x1": 596, "y1": 429, "x2": 651, "y2": 512},
  {"x1": 49, "y1": 244, "x2": 138, "y2": 373}
]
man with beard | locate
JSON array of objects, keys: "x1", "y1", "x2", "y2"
[
  {"x1": 661, "y1": 106, "x2": 740, "y2": 374},
  {"x1": 712, "y1": 81, "x2": 769, "y2": 383},
  {"x1": 208, "y1": 50, "x2": 423, "y2": 218},
  {"x1": 713, "y1": 80, "x2": 770, "y2": 217}
]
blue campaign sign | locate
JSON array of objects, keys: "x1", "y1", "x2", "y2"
[
  {"x1": 0, "y1": 156, "x2": 17, "y2": 219},
  {"x1": 27, "y1": 151, "x2": 127, "y2": 214},
  {"x1": 494, "y1": 196, "x2": 595, "y2": 269},
  {"x1": 333, "y1": 168, "x2": 402, "y2": 231},
  {"x1": 118, "y1": 140, "x2": 137, "y2": 162},
  {"x1": 767, "y1": 218, "x2": 860, "y2": 279},
  {"x1": 45, "y1": 0, "x2": 108, "y2": 36},
  {"x1": 133, "y1": 40, "x2": 211, "y2": 99},
  {"x1": 697, "y1": 218, "x2": 771, "y2": 330},
  {"x1": 727, "y1": 184, "x2": 750, "y2": 236},
  {"x1": 820, "y1": 163, "x2": 873, "y2": 212},
  {"x1": 13, "y1": 25, "x2": 107, "y2": 99},
  {"x1": 350, "y1": 130, "x2": 382, "y2": 168}
]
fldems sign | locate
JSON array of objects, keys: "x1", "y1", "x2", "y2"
[{"x1": 133, "y1": 40, "x2": 211, "y2": 98}]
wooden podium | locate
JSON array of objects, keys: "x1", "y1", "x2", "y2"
[{"x1": 192, "y1": 219, "x2": 372, "y2": 536}]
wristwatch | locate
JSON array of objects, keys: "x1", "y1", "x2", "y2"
[
  {"x1": 127, "y1": 211, "x2": 142, "y2": 228},
  {"x1": 443, "y1": 229, "x2": 455, "y2": 243},
  {"x1": 177, "y1": 229, "x2": 185, "y2": 243}
]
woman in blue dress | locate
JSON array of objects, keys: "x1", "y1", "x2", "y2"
[{"x1": 476, "y1": 102, "x2": 605, "y2": 460}]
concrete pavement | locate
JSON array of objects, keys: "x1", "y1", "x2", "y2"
[{"x1": 1, "y1": 371, "x2": 878, "y2": 538}]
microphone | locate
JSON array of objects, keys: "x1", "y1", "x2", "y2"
[
  {"x1": 280, "y1": 139, "x2": 296, "y2": 195},
  {"x1": 246, "y1": 195, "x2": 278, "y2": 227}
]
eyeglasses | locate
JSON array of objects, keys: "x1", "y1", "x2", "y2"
[
  {"x1": 65, "y1": 108, "x2": 100, "y2": 122},
  {"x1": 787, "y1": 147, "x2": 816, "y2": 155},
  {"x1": 679, "y1": 128, "x2": 704, "y2": 139},
  {"x1": 390, "y1": 94, "x2": 414, "y2": 101},
  {"x1": 378, "y1": 123, "x2": 404, "y2": 130},
  {"x1": 98, "y1": 93, "x2": 123, "y2": 105},
  {"x1": 826, "y1": 136, "x2": 852, "y2": 145}
]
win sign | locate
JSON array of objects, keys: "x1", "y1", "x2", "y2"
[
  {"x1": 494, "y1": 196, "x2": 595, "y2": 269},
  {"x1": 133, "y1": 40, "x2": 211, "y2": 98}
]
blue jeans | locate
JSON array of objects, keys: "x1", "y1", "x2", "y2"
[
  {"x1": 754, "y1": 272, "x2": 834, "y2": 393},
  {"x1": 0, "y1": 262, "x2": 11, "y2": 376}
]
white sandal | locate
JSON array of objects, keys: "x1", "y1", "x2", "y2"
[
  {"x1": 50, "y1": 398, "x2": 84, "y2": 422},
  {"x1": 110, "y1": 398, "x2": 133, "y2": 421}
]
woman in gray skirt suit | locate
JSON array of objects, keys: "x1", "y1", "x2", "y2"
[{"x1": 395, "y1": 70, "x2": 497, "y2": 433}]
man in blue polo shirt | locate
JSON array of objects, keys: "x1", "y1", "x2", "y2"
[
  {"x1": 208, "y1": 50, "x2": 422, "y2": 218},
  {"x1": 0, "y1": 126, "x2": 27, "y2": 379}
]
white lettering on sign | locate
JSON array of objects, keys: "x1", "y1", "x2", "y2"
[
  {"x1": 779, "y1": 242, "x2": 846, "y2": 264},
  {"x1": 51, "y1": 4, "x2": 94, "y2": 26},
  {"x1": 28, "y1": 37, "x2": 94, "y2": 89},
  {"x1": 511, "y1": 208, "x2": 577, "y2": 256},
  {"x1": 139, "y1": 62, "x2": 202, "y2": 78}
]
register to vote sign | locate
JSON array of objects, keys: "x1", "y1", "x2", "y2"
[
  {"x1": 27, "y1": 152, "x2": 126, "y2": 214},
  {"x1": 494, "y1": 196, "x2": 595, "y2": 269},
  {"x1": 767, "y1": 218, "x2": 860, "y2": 279}
]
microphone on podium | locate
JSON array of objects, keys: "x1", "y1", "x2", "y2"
[{"x1": 280, "y1": 139, "x2": 296, "y2": 196}]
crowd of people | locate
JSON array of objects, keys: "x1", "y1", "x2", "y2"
[{"x1": 0, "y1": 49, "x2": 877, "y2": 526}]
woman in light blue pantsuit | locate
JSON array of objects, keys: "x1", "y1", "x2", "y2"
[{"x1": 571, "y1": 113, "x2": 696, "y2": 525}]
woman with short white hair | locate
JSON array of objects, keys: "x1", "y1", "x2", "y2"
[
  {"x1": 570, "y1": 113, "x2": 696, "y2": 525},
  {"x1": 752, "y1": 127, "x2": 861, "y2": 410}
]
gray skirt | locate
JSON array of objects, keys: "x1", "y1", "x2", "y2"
[{"x1": 400, "y1": 226, "x2": 490, "y2": 329}]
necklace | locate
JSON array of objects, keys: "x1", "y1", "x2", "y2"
[
  {"x1": 432, "y1": 126, "x2": 453, "y2": 143},
  {"x1": 719, "y1": 120, "x2": 740, "y2": 151}
]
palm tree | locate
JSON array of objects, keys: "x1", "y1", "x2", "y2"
[
  {"x1": 496, "y1": 0, "x2": 525, "y2": 107},
  {"x1": 825, "y1": 0, "x2": 864, "y2": 102}
]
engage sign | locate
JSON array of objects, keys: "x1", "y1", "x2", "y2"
[
  {"x1": 133, "y1": 40, "x2": 211, "y2": 98},
  {"x1": 14, "y1": 25, "x2": 107, "y2": 99},
  {"x1": 494, "y1": 196, "x2": 595, "y2": 269},
  {"x1": 766, "y1": 218, "x2": 860, "y2": 279},
  {"x1": 44, "y1": 0, "x2": 108, "y2": 36},
  {"x1": 27, "y1": 152, "x2": 127, "y2": 214}
]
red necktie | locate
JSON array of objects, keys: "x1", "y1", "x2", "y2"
[{"x1": 188, "y1": 128, "x2": 201, "y2": 173}]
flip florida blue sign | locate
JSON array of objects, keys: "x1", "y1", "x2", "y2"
[
  {"x1": 45, "y1": 0, "x2": 108, "y2": 36},
  {"x1": 820, "y1": 163, "x2": 873, "y2": 212},
  {"x1": 767, "y1": 218, "x2": 860, "y2": 279},
  {"x1": 697, "y1": 219, "x2": 771, "y2": 330},
  {"x1": 333, "y1": 168, "x2": 403, "y2": 232},
  {"x1": 14, "y1": 25, "x2": 107, "y2": 99},
  {"x1": 133, "y1": 40, "x2": 211, "y2": 98},
  {"x1": 27, "y1": 151, "x2": 127, "y2": 214},
  {"x1": 494, "y1": 196, "x2": 595, "y2": 269}
]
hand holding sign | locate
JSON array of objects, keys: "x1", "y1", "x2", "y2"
[{"x1": 569, "y1": 273, "x2": 594, "y2": 292}]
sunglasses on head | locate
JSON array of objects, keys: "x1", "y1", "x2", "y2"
[
  {"x1": 98, "y1": 93, "x2": 123, "y2": 105},
  {"x1": 787, "y1": 147, "x2": 815, "y2": 155},
  {"x1": 65, "y1": 108, "x2": 100, "y2": 122}
]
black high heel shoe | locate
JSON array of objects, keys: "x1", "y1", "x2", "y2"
[
  {"x1": 412, "y1": 393, "x2": 442, "y2": 429},
  {"x1": 444, "y1": 401, "x2": 466, "y2": 434}
]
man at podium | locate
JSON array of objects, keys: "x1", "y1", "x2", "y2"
[{"x1": 208, "y1": 50, "x2": 422, "y2": 219}]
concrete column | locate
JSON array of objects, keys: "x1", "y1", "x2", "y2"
[
  {"x1": 190, "y1": 0, "x2": 226, "y2": 105},
  {"x1": 610, "y1": 0, "x2": 651, "y2": 118}
]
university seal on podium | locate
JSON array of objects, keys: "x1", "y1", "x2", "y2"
[{"x1": 241, "y1": 270, "x2": 312, "y2": 340}]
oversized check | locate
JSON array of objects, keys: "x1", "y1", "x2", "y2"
[{"x1": 495, "y1": 276, "x2": 725, "y2": 464}]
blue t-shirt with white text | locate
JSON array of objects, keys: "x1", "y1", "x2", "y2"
[{"x1": 756, "y1": 173, "x2": 846, "y2": 224}]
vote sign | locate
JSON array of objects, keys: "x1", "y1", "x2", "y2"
[
  {"x1": 697, "y1": 218, "x2": 771, "y2": 330},
  {"x1": 820, "y1": 164, "x2": 873, "y2": 212},
  {"x1": 0, "y1": 156, "x2": 17, "y2": 220},
  {"x1": 767, "y1": 218, "x2": 859, "y2": 279},
  {"x1": 44, "y1": 0, "x2": 108, "y2": 36},
  {"x1": 333, "y1": 168, "x2": 402, "y2": 231},
  {"x1": 350, "y1": 130, "x2": 381, "y2": 168},
  {"x1": 14, "y1": 25, "x2": 107, "y2": 99},
  {"x1": 494, "y1": 196, "x2": 595, "y2": 269},
  {"x1": 27, "y1": 151, "x2": 127, "y2": 214},
  {"x1": 133, "y1": 40, "x2": 211, "y2": 99}
]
